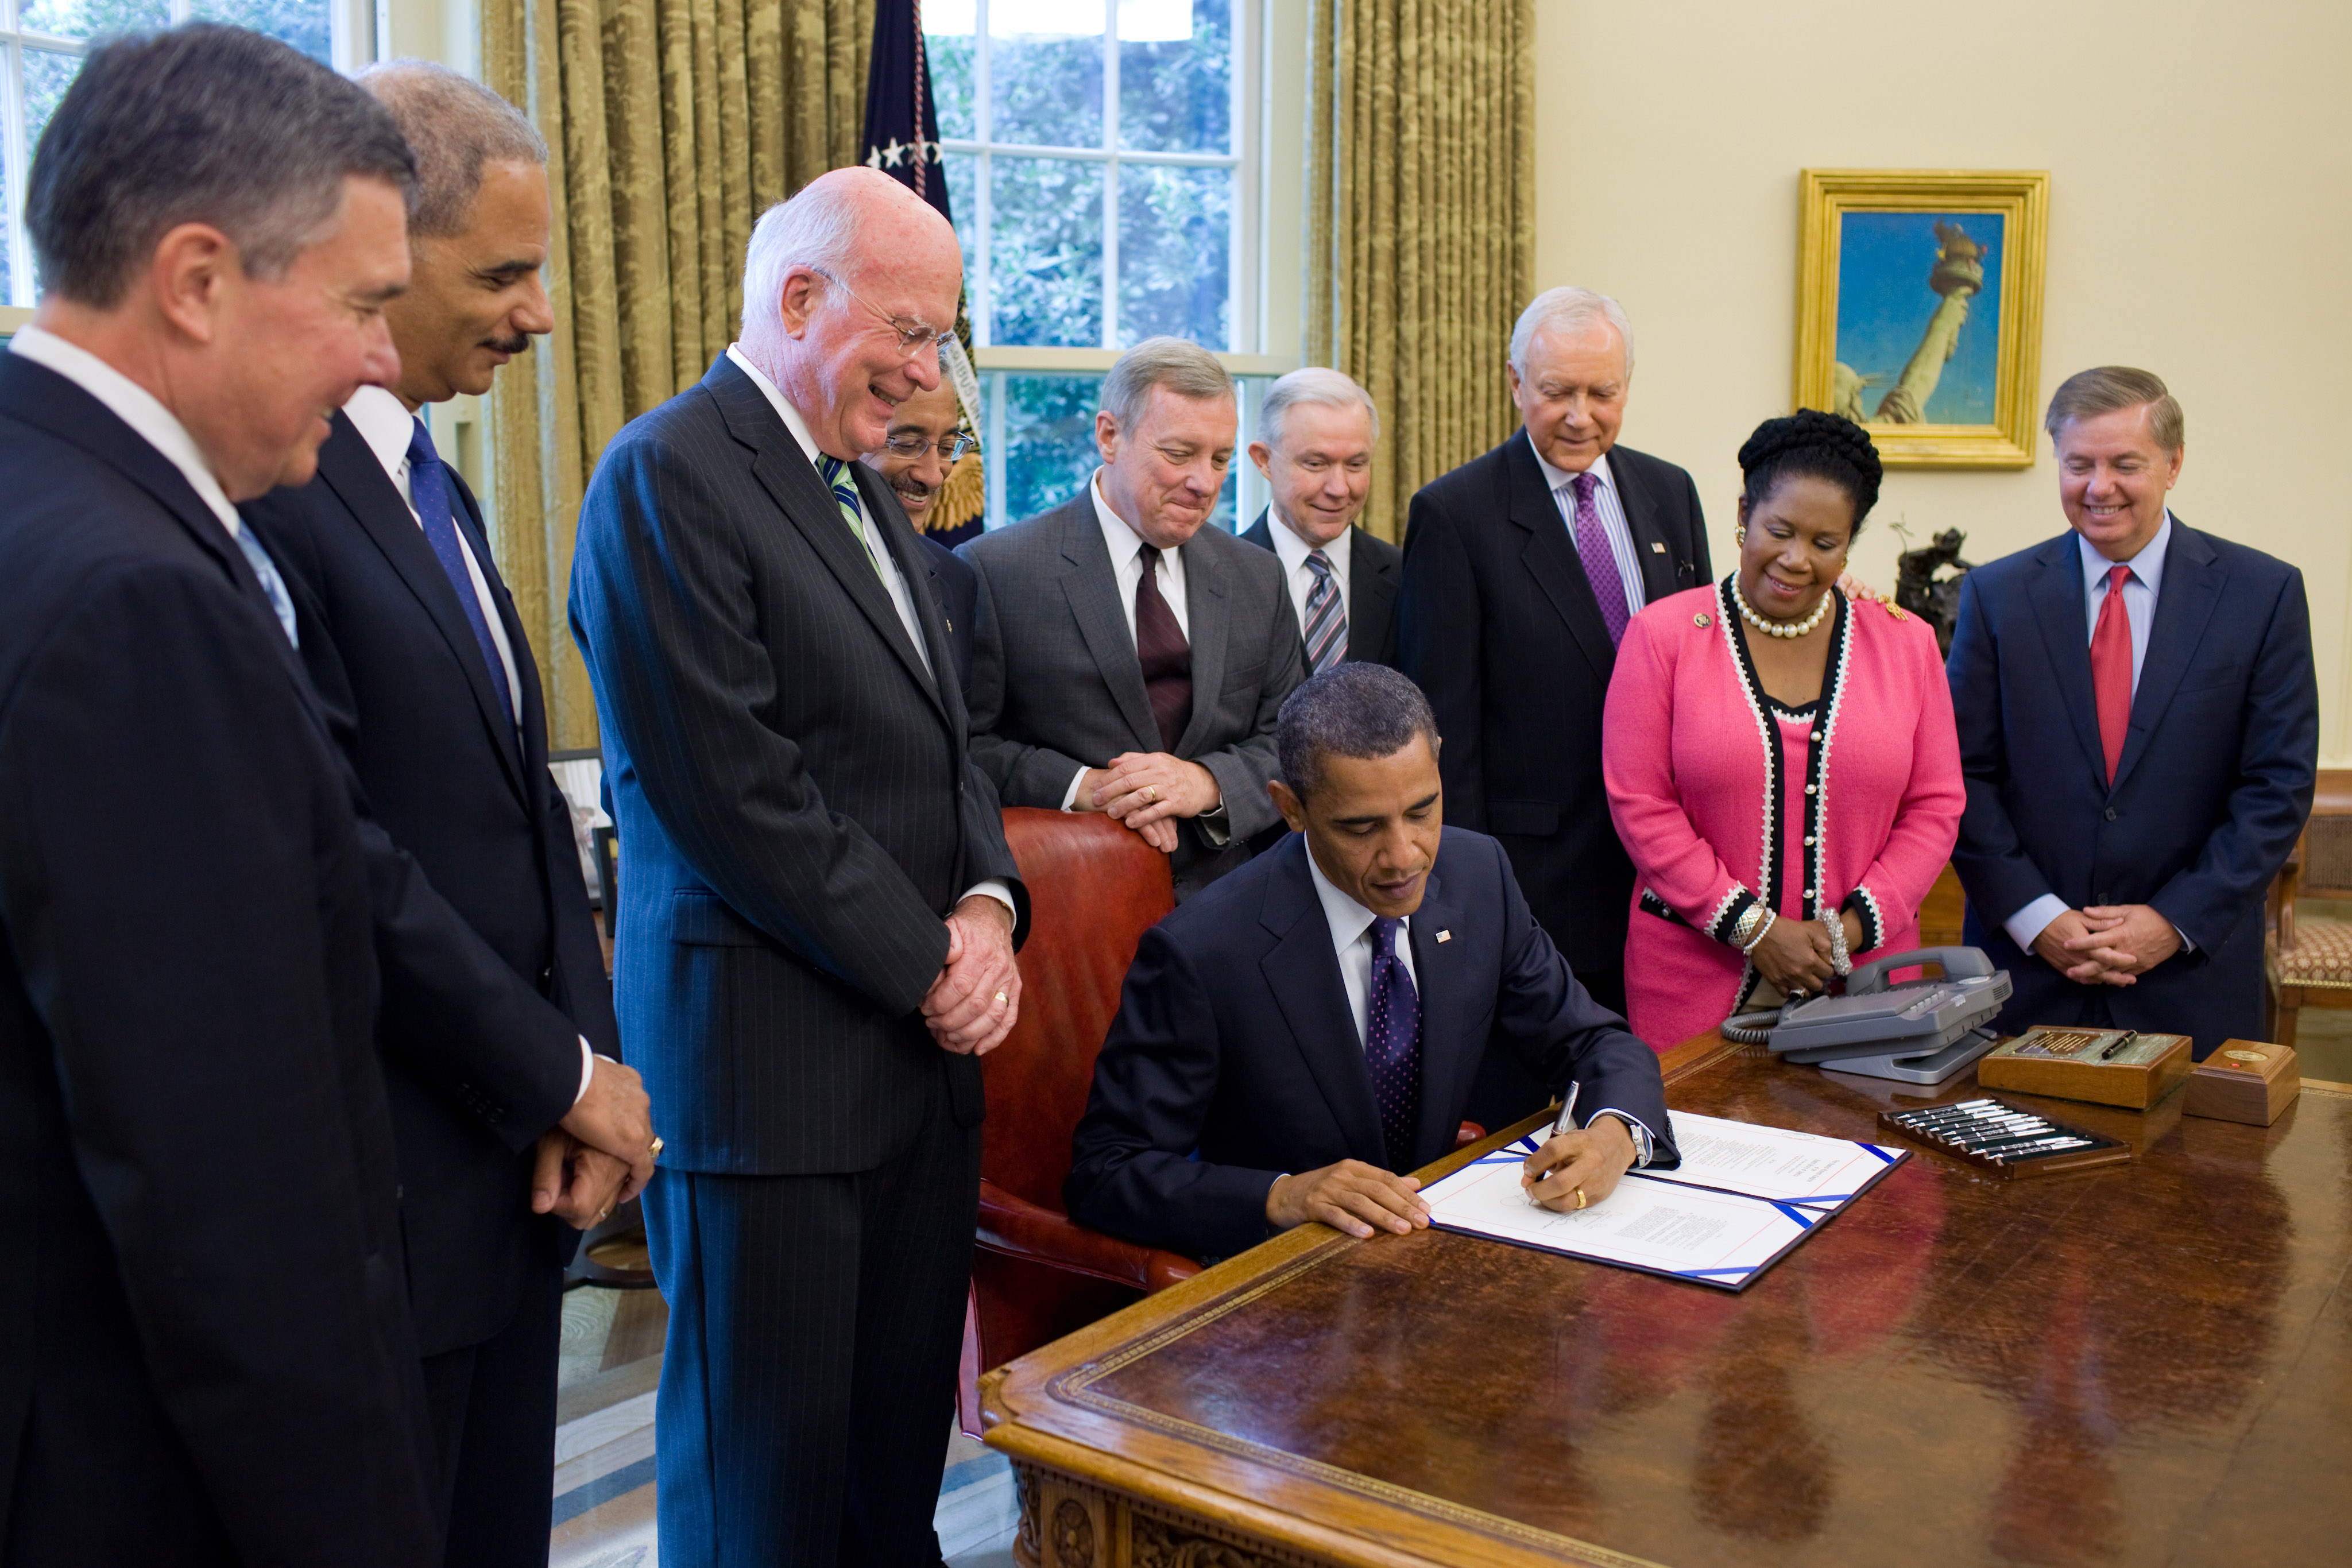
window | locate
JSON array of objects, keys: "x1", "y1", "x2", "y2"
[
  {"x1": 1, "y1": 0, "x2": 362, "y2": 308},
  {"x1": 925, "y1": 1, "x2": 1281, "y2": 531}
]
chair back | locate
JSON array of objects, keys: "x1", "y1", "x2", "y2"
[{"x1": 983, "y1": 808, "x2": 1175, "y2": 1209}]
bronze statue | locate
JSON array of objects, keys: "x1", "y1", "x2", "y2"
[{"x1": 1895, "y1": 527, "x2": 1976, "y2": 654}]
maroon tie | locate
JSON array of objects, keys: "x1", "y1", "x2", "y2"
[
  {"x1": 1135, "y1": 544, "x2": 1193, "y2": 752},
  {"x1": 2090, "y1": 564, "x2": 2133, "y2": 784}
]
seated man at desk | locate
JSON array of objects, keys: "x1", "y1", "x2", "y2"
[{"x1": 1066, "y1": 663, "x2": 1676, "y2": 1261}]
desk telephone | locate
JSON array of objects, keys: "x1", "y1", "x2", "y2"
[{"x1": 1722, "y1": 946, "x2": 2013, "y2": 1085}]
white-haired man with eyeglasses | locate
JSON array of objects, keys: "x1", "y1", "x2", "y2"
[{"x1": 571, "y1": 165, "x2": 1028, "y2": 1568}]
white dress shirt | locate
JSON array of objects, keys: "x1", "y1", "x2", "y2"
[
  {"x1": 2003, "y1": 512, "x2": 2188, "y2": 955},
  {"x1": 725, "y1": 344, "x2": 1013, "y2": 923},
  {"x1": 9, "y1": 324, "x2": 244, "y2": 537},
  {"x1": 1058, "y1": 469, "x2": 1201, "y2": 811},
  {"x1": 1529, "y1": 435, "x2": 1645, "y2": 629},
  {"x1": 1266, "y1": 508, "x2": 1353, "y2": 644},
  {"x1": 1302, "y1": 846, "x2": 1653, "y2": 1166},
  {"x1": 345, "y1": 385, "x2": 525, "y2": 726}
]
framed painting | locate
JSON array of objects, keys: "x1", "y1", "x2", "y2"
[{"x1": 1794, "y1": 169, "x2": 2049, "y2": 468}]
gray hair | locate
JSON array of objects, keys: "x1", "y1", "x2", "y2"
[
  {"x1": 1508, "y1": 285, "x2": 1635, "y2": 378},
  {"x1": 1255, "y1": 366, "x2": 1381, "y2": 447},
  {"x1": 1101, "y1": 335, "x2": 1234, "y2": 433},
  {"x1": 28, "y1": 23, "x2": 416, "y2": 307},
  {"x1": 359, "y1": 60, "x2": 544, "y2": 241},
  {"x1": 1277, "y1": 664, "x2": 1440, "y2": 798},
  {"x1": 740, "y1": 181, "x2": 865, "y2": 338},
  {"x1": 2045, "y1": 366, "x2": 2185, "y2": 453}
]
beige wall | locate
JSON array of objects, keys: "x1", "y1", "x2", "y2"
[{"x1": 1530, "y1": 0, "x2": 2352, "y2": 760}]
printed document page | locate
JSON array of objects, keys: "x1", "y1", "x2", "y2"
[
  {"x1": 1501, "y1": 1110, "x2": 1902, "y2": 1209},
  {"x1": 1421, "y1": 1156, "x2": 1815, "y2": 1290}
]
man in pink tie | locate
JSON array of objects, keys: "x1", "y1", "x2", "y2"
[
  {"x1": 1948, "y1": 367, "x2": 2317, "y2": 1058},
  {"x1": 1395, "y1": 286, "x2": 1710, "y2": 1122}
]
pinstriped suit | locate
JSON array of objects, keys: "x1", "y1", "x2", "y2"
[{"x1": 570, "y1": 352, "x2": 1026, "y2": 1567}]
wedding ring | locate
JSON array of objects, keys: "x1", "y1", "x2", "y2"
[
  {"x1": 648, "y1": 1137, "x2": 664, "y2": 1159},
  {"x1": 1143, "y1": 785, "x2": 1159, "y2": 803},
  {"x1": 993, "y1": 990, "x2": 1008, "y2": 1005},
  {"x1": 1573, "y1": 1187, "x2": 1588, "y2": 1210}
]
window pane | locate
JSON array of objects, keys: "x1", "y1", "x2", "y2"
[
  {"x1": 22, "y1": 48, "x2": 83, "y2": 167},
  {"x1": 923, "y1": 10, "x2": 976, "y2": 142},
  {"x1": 989, "y1": 1, "x2": 1103, "y2": 149},
  {"x1": 1116, "y1": 162, "x2": 1228, "y2": 349},
  {"x1": 20, "y1": 0, "x2": 169, "y2": 41},
  {"x1": 943, "y1": 152, "x2": 980, "y2": 291},
  {"x1": 1118, "y1": 0, "x2": 1229, "y2": 154},
  {"x1": 997, "y1": 372, "x2": 1102, "y2": 525},
  {"x1": 188, "y1": 0, "x2": 334, "y2": 65},
  {"x1": 1, "y1": 113, "x2": 10, "y2": 304},
  {"x1": 989, "y1": 156, "x2": 1102, "y2": 347}
]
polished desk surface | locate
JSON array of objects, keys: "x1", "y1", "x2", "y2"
[{"x1": 981, "y1": 1034, "x2": 2352, "y2": 1567}]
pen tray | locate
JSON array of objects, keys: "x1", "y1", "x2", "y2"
[{"x1": 1878, "y1": 1099, "x2": 2132, "y2": 1180}]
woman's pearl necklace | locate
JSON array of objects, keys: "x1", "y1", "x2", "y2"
[{"x1": 1733, "y1": 578, "x2": 1833, "y2": 639}]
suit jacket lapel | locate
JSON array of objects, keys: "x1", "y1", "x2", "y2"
[
  {"x1": 1257, "y1": 841, "x2": 1386, "y2": 1160},
  {"x1": 1347, "y1": 525, "x2": 1399, "y2": 654},
  {"x1": 1406, "y1": 875, "x2": 1472, "y2": 1163},
  {"x1": 449, "y1": 471, "x2": 554, "y2": 776},
  {"x1": 1173, "y1": 535, "x2": 1229, "y2": 757},
  {"x1": 703, "y1": 357, "x2": 945, "y2": 714},
  {"x1": 312, "y1": 415, "x2": 529, "y2": 800},
  {"x1": 1611, "y1": 457, "x2": 1682, "y2": 603},
  {"x1": 854, "y1": 462, "x2": 954, "y2": 727},
  {"x1": 1055, "y1": 500, "x2": 1163, "y2": 752},
  {"x1": 2025, "y1": 535, "x2": 2111, "y2": 794},
  {"x1": 2111, "y1": 520, "x2": 2223, "y2": 793},
  {"x1": 0, "y1": 358, "x2": 327, "y2": 727},
  {"x1": 1506, "y1": 435, "x2": 1617, "y2": 682}
]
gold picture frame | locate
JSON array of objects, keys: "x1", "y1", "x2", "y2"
[{"x1": 1794, "y1": 169, "x2": 2049, "y2": 468}]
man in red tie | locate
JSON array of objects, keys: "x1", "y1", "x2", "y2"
[
  {"x1": 962, "y1": 338, "x2": 1307, "y2": 898},
  {"x1": 1948, "y1": 367, "x2": 2317, "y2": 1057}
]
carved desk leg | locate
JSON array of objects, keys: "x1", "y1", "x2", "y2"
[{"x1": 1009, "y1": 1461, "x2": 1333, "y2": 1568}]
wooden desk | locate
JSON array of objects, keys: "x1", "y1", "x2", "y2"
[{"x1": 980, "y1": 1033, "x2": 2352, "y2": 1567}]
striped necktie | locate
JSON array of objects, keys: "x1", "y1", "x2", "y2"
[
  {"x1": 816, "y1": 454, "x2": 887, "y2": 582},
  {"x1": 1302, "y1": 548, "x2": 1347, "y2": 673},
  {"x1": 231, "y1": 525, "x2": 299, "y2": 649}
]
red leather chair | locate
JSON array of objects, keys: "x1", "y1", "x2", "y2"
[{"x1": 960, "y1": 811, "x2": 1198, "y2": 1433}]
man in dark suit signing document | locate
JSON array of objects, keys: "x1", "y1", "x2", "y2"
[
  {"x1": 1066, "y1": 663, "x2": 1674, "y2": 1263},
  {"x1": 571, "y1": 166, "x2": 1027, "y2": 1568},
  {"x1": 1948, "y1": 367, "x2": 2316, "y2": 1058}
]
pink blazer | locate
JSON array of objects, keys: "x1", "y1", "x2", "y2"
[{"x1": 1603, "y1": 581, "x2": 1964, "y2": 1050}]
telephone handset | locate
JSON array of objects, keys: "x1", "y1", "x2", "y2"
[{"x1": 1723, "y1": 946, "x2": 2012, "y2": 1082}]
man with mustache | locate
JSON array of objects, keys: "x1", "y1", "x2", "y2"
[
  {"x1": 239, "y1": 61, "x2": 653, "y2": 1567},
  {"x1": 861, "y1": 379, "x2": 984, "y2": 693}
]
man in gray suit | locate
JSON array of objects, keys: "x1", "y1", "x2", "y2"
[
  {"x1": 570, "y1": 168, "x2": 1026, "y2": 1568},
  {"x1": 1240, "y1": 366, "x2": 1402, "y2": 671},
  {"x1": 962, "y1": 337, "x2": 1306, "y2": 897}
]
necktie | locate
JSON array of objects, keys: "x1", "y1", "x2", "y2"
[
  {"x1": 232, "y1": 526, "x2": 299, "y2": 649},
  {"x1": 407, "y1": 419, "x2": 516, "y2": 727},
  {"x1": 1301, "y1": 548, "x2": 1348, "y2": 673},
  {"x1": 815, "y1": 454, "x2": 888, "y2": 582},
  {"x1": 1569, "y1": 471, "x2": 1630, "y2": 647},
  {"x1": 2090, "y1": 563, "x2": 2134, "y2": 784},
  {"x1": 1365, "y1": 916, "x2": 1423, "y2": 1171},
  {"x1": 1134, "y1": 544, "x2": 1193, "y2": 752}
]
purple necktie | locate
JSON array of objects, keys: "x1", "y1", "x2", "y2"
[
  {"x1": 1366, "y1": 916, "x2": 1422, "y2": 1170},
  {"x1": 1570, "y1": 470, "x2": 1630, "y2": 647}
]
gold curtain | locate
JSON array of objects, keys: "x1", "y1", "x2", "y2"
[
  {"x1": 480, "y1": 0, "x2": 873, "y2": 747},
  {"x1": 1305, "y1": 0, "x2": 1535, "y2": 543}
]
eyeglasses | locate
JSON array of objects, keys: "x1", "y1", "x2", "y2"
[
  {"x1": 810, "y1": 266, "x2": 956, "y2": 359},
  {"x1": 881, "y1": 430, "x2": 980, "y2": 463}
]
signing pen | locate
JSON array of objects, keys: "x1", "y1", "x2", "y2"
[
  {"x1": 2099, "y1": 1030, "x2": 2141, "y2": 1062},
  {"x1": 1970, "y1": 1132, "x2": 2092, "y2": 1154},
  {"x1": 1989, "y1": 1139, "x2": 2094, "y2": 1160},
  {"x1": 1910, "y1": 1104, "x2": 2027, "y2": 1126}
]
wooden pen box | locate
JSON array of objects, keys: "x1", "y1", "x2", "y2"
[
  {"x1": 2184, "y1": 1039, "x2": 2300, "y2": 1126},
  {"x1": 1975, "y1": 1026, "x2": 2194, "y2": 1109}
]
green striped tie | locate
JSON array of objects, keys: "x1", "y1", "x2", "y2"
[{"x1": 817, "y1": 454, "x2": 886, "y2": 582}]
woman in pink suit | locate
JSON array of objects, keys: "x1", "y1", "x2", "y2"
[{"x1": 1603, "y1": 412, "x2": 1963, "y2": 1051}]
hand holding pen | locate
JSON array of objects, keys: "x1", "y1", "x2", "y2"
[{"x1": 1521, "y1": 1082, "x2": 1638, "y2": 1213}]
